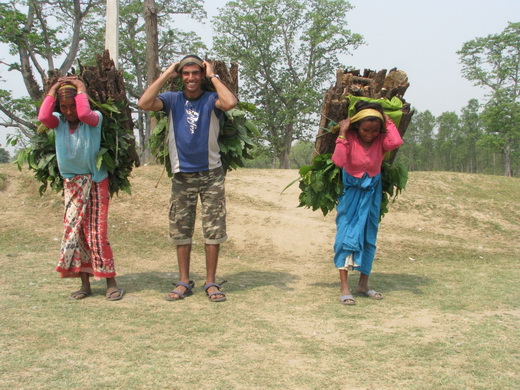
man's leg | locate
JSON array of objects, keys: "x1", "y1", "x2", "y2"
[
  {"x1": 204, "y1": 244, "x2": 225, "y2": 300},
  {"x1": 167, "y1": 244, "x2": 192, "y2": 299},
  {"x1": 200, "y1": 168, "x2": 227, "y2": 301}
]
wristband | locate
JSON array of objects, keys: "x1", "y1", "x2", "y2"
[{"x1": 338, "y1": 135, "x2": 346, "y2": 140}]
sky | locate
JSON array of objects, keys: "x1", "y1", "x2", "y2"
[
  {"x1": 196, "y1": 0, "x2": 519, "y2": 116},
  {"x1": 1, "y1": 0, "x2": 519, "y2": 152}
]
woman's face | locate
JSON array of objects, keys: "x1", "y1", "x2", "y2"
[
  {"x1": 357, "y1": 120, "x2": 381, "y2": 145},
  {"x1": 59, "y1": 98, "x2": 78, "y2": 124}
]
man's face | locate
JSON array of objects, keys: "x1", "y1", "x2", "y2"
[{"x1": 181, "y1": 64, "x2": 203, "y2": 96}]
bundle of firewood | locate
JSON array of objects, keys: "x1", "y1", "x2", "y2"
[
  {"x1": 31, "y1": 50, "x2": 140, "y2": 196},
  {"x1": 293, "y1": 68, "x2": 413, "y2": 219},
  {"x1": 314, "y1": 67, "x2": 413, "y2": 164}
]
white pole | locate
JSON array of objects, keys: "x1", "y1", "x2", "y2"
[{"x1": 105, "y1": 0, "x2": 119, "y2": 68}]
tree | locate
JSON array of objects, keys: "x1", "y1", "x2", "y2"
[
  {"x1": 458, "y1": 22, "x2": 520, "y2": 176},
  {"x1": 289, "y1": 140, "x2": 314, "y2": 169},
  {"x1": 212, "y1": 0, "x2": 362, "y2": 168},
  {"x1": 77, "y1": 0, "x2": 207, "y2": 163},
  {"x1": 459, "y1": 99, "x2": 483, "y2": 173},
  {"x1": 402, "y1": 110, "x2": 436, "y2": 171},
  {"x1": 0, "y1": 0, "x2": 103, "y2": 143},
  {"x1": 0, "y1": 0, "x2": 206, "y2": 161},
  {"x1": 0, "y1": 147, "x2": 10, "y2": 163},
  {"x1": 435, "y1": 111, "x2": 460, "y2": 171}
]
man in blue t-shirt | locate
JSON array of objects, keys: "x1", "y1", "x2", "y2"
[{"x1": 138, "y1": 55, "x2": 237, "y2": 302}]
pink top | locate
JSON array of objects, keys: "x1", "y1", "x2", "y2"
[
  {"x1": 38, "y1": 93, "x2": 99, "y2": 129},
  {"x1": 332, "y1": 119, "x2": 404, "y2": 178}
]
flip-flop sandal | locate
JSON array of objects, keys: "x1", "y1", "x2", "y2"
[
  {"x1": 339, "y1": 294, "x2": 356, "y2": 305},
  {"x1": 203, "y1": 281, "x2": 227, "y2": 302},
  {"x1": 166, "y1": 281, "x2": 194, "y2": 301},
  {"x1": 70, "y1": 290, "x2": 93, "y2": 300},
  {"x1": 358, "y1": 289, "x2": 383, "y2": 300},
  {"x1": 106, "y1": 288, "x2": 125, "y2": 301}
]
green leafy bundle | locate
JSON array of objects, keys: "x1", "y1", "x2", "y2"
[
  {"x1": 218, "y1": 106, "x2": 259, "y2": 173},
  {"x1": 291, "y1": 154, "x2": 408, "y2": 220},
  {"x1": 16, "y1": 98, "x2": 138, "y2": 197},
  {"x1": 380, "y1": 161, "x2": 408, "y2": 219},
  {"x1": 15, "y1": 128, "x2": 61, "y2": 196},
  {"x1": 295, "y1": 153, "x2": 343, "y2": 217},
  {"x1": 148, "y1": 105, "x2": 259, "y2": 176}
]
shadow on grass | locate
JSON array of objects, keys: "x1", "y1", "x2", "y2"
[
  {"x1": 117, "y1": 270, "x2": 299, "y2": 293},
  {"x1": 311, "y1": 272, "x2": 433, "y2": 295}
]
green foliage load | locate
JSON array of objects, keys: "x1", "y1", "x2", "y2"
[
  {"x1": 294, "y1": 155, "x2": 408, "y2": 220},
  {"x1": 149, "y1": 104, "x2": 259, "y2": 176},
  {"x1": 380, "y1": 162, "x2": 408, "y2": 219},
  {"x1": 296, "y1": 153, "x2": 343, "y2": 217},
  {"x1": 16, "y1": 99, "x2": 138, "y2": 197}
]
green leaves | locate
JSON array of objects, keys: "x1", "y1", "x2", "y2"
[
  {"x1": 218, "y1": 108, "x2": 260, "y2": 174},
  {"x1": 294, "y1": 153, "x2": 343, "y2": 216},
  {"x1": 148, "y1": 107, "x2": 259, "y2": 176},
  {"x1": 287, "y1": 155, "x2": 408, "y2": 219},
  {"x1": 20, "y1": 98, "x2": 137, "y2": 197},
  {"x1": 380, "y1": 162, "x2": 408, "y2": 221},
  {"x1": 212, "y1": 0, "x2": 363, "y2": 167}
]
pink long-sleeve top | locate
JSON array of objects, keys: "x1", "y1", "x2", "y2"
[
  {"x1": 332, "y1": 119, "x2": 404, "y2": 178},
  {"x1": 38, "y1": 93, "x2": 99, "y2": 129}
]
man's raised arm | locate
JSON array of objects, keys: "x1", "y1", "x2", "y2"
[
  {"x1": 204, "y1": 61, "x2": 238, "y2": 112},
  {"x1": 138, "y1": 62, "x2": 178, "y2": 111}
]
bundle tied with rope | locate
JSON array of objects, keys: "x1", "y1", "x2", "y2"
[
  {"x1": 148, "y1": 59, "x2": 259, "y2": 182},
  {"x1": 16, "y1": 50, "x2": 140, "y2": 197},
  {"x1": 293, "y1": 68, "x2": 413, "y2": 219}
]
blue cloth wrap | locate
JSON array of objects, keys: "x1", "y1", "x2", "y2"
[{"x1": 333, "y1": 169, "x2": 382, "y2": 275}]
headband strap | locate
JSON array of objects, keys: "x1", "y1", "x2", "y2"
[
  {"x1": 176, "y1": 56, "x2": 204, "y2": 73},
  {"x1": 57, "y1": 84, "x2": 77, "y2": 100},
  {"x1": 350, "y1": 109, "x2": 383, "y2": 124}
]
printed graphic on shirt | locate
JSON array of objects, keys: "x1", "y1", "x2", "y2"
[{"x1": 185, "y1": 100, "x2": 199, "y2": 134}]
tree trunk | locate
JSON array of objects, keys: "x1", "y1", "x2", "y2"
[
  {"x1": 504, "y1": 141, "x2": 512, "y2": 177},
  {"x1": 279, "y1": 123, "x2": 293, "y2": 169},
  {"x1": 143, "y1": 0, "x2": 160, "y2": 164}
]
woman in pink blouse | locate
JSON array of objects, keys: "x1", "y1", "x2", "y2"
[{"x1": 332, "y1": 101, "x2": 403, "y2": 305}]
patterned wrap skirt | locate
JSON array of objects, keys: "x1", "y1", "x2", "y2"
[
  {"x1": 55, "y1": 175, "x2": 116, "y2": 279},
  {"x1": 333, "y1": 170, "x2": 382, "y2": 275}
]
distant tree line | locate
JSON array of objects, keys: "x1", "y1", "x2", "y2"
[
  {"x1": 395, "y1": 101, "x2": 518, "y2": 176},
  {"x1": 0, "y1": 1, "x2": 517, "y2": 177}
]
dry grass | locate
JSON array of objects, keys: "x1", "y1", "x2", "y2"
[{"x1": 1, "y1": 163, "x2": 519, "y2": 389}]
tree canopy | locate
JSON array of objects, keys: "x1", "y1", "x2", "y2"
[
  {"x1": 0, "y1": 0, "x2": 206, "y2": 158},
  {"x1": 458, "y1": 22, "x2": 520, "y2": 176},
  {"x1": 212, "y1": 0, "x2": 363, "y2": 168}
]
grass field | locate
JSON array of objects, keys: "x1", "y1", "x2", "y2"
[{"x1": 1, "y1": 163, "x2": 519, "y2": 389}]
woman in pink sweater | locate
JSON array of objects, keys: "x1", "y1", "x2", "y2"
[
  {"x1": 38, "y1": 76, "x2": 124, "y2": 301},
  {"x1": 332, "y1": 101, "x2": 403, "y2": 305}
]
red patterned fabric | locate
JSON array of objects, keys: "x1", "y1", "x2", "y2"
[{"x1": 56, "y1": 175, "x2": 116, "y2": 279}]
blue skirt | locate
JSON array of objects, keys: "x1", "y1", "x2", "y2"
[{"x1": 333, "y1": 170, "x2": 381, "y2": 275}]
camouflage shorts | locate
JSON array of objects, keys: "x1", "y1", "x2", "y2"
[{"x1": 168, "y1": 167, "x2": 227, "y2": 245}]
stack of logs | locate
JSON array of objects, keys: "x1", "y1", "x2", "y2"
[
  {"x1": 314, "y1": 67, "x2": 414, "y2": 164},
  {"x1": 45, "y1": 50, "x2": 140, "y2": 166}
]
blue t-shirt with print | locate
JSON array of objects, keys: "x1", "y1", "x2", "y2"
[{"x1": 158, "y1": 91, "x2": 223, "y2": 173}]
